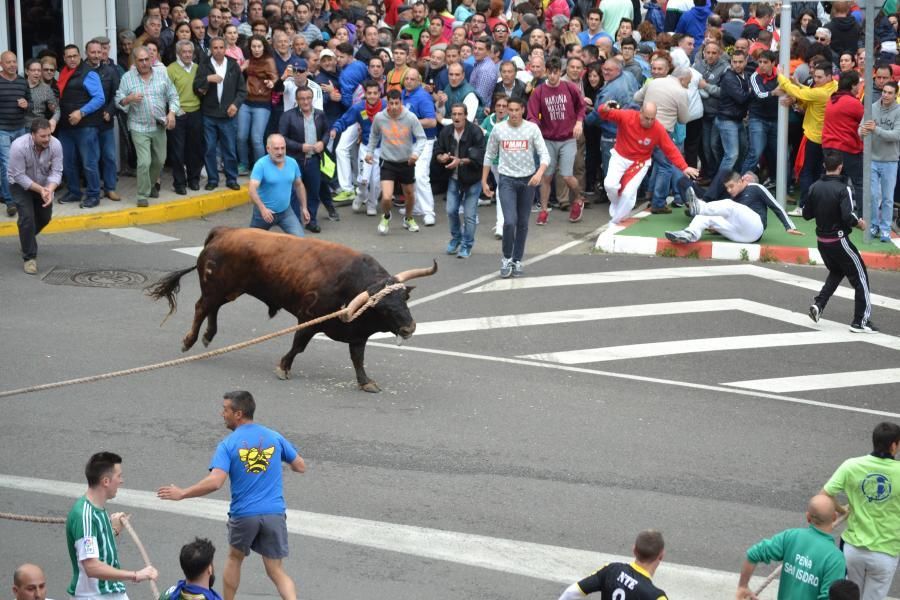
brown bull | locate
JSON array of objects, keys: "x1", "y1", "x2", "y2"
[{"x1": 146, "y1": 226, "x2": 437, "y2": 392}]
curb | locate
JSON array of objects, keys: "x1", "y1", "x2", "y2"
[
  {"x1": 595, "y1": 211, "x2": 900, "y2": 271},
  {"x1": 0, "y1": 187, "x2": 249, "y2": 238}
]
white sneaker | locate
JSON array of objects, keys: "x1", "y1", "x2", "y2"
[
  {"x1": 377, "y1": 214, "x2": 390, "y2": 235},
  {"x1": 403, "y1": 217, "x2": 420, "y2": 232},
  {"x1": 788, "y1": 207, "x2": 803, "y2": 217},
  {"x1": 366, "y1": 205, "x2": 377, "y2": 216},
  {"x1": 494, "y1": 227, "x2": 502, "y2": 240},
  {"x1": 423, "y1": 214, "x2": 435, "y2": 226},
  {"x1": 352, "y1": 193, "x2": 365, "y2": 213}
]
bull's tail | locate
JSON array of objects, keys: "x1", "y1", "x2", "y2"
[{"x1": 145, "y1": 265, "x2": 198, "y2": 320}]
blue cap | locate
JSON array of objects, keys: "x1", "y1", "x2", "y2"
[{"x1": 295, "y1": 58, "x2": 308, "y2": 72}]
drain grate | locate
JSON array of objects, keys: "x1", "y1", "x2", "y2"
[{"x1": 42, "y1": 267, "x2": 166, "y2": 289}]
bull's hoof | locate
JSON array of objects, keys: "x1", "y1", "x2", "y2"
[
  {"x1": 181, "y1": 341, "x2": 193, "y2": 352},
  {"x1": 274, "y1": 367, "x2": 290, "y2": 380},
  {"x1": 201, "y1": 335, "x2": 212, "y2": 347},
  {"x1": 359, "y1": 381, "x2": 381, "y2": 393}
]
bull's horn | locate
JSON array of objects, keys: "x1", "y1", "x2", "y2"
[
  {"x1": 393, "y1": 260, "x2": 438, "y2": 283},
  {"x1": 341, "y1": 289, "x2": 371, "y2": 321}
]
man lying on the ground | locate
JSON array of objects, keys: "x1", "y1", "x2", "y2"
[{"x1": 665, "y1": 171, "x2": 804, "y2": 244}]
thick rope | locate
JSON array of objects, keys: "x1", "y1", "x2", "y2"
[
  {"x1": 0, "y1": 283, "x2": 406, "y2": 399},
  {"x1": 0, "y1": 512, "x2": 159, "y2": 599}
]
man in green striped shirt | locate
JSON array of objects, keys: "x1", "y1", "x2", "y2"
[{"x1": 66, "y1": 452, "x2": 158, "y2": 599}]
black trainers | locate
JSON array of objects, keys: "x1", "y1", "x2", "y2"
[
  {"x1": 849, "y1": 321, "x2": 880, "y2": 333},
  {"x1": 327, "y1": 208, "x2": 340, "y2": 221},
  {"x1": 808, "y1": 304, "x2": 821, "y2": 323}
]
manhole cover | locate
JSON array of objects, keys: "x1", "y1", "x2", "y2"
[{"x1": 42, "y1": 267, "x2": 165, "y2": 289}]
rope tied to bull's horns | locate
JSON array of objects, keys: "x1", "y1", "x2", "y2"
[
  {"x1": 0, "y1": 283, "x2": 407, "y2": 399},
  {"x1": 0, "y1": 512, "x2": 159, "y2": 599}
]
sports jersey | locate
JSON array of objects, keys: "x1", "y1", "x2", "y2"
[
  {"x1": 569, "y1": 562, "x2": 667, "y2": 599},
  {"x1": 66, "y1": 496, "x2": 127, "y2": 598},
  {"x1": 824, "y1": 454, "x2": 900, "y2": 556},
  {"x1": 209, "y1": 422, "x2": 299, "y2": 518}
]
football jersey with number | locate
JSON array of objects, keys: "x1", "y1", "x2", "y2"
[
  {"x1": 576, "y1": 562, "x2": 668, "y2": 599},
  {"x1": 66, "y1": 495, "x2": 126, "y2": 598}
]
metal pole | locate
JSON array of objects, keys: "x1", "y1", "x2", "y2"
[
  {"x1": 776, "y1": 0, "x2": 792, "y2": 208},
  {"x1": 863, "y1": 0, "x2": 875, "y2": 243}
]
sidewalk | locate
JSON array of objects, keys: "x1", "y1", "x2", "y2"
[
  {"x1": 596, "y1": 207, "x2": 900, "y2": 271},
  {"x1": 0, "y1": 170, "x2": 251, "y2": 237}
]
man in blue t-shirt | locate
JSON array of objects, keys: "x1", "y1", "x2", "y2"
[
  {"x1": 158, "y1": 391, "x2": 306, "y2": 600},
  {"x1": 249, "y1": 133, "x2": 309, "y2": 236}
]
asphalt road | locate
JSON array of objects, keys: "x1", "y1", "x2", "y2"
[{"x1": 1, "y1": 202, "x2": 899, "y2": 599}]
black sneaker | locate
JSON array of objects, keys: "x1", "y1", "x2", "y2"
[
  {"x1": 6, "y1": 204, "x2": 16, "y2": 217},
  {"x1": 849, "y1": 321, "x2": 880, "y2": 333},
  {"x1": 305, "y1": 223, "x2": 322, "y2": 233},
  {"x1": 149, "y1": 187, "x2": 160, "y2": 199},
  {"x1": 327, "y1": 208, "x2": 340, "y2": 221},
  {"x1": 226, "y1": 182, "x2": 241, "y2": 191},
  {"x1": 808, "y1": 304, "x2": 821, "y2": 323}
]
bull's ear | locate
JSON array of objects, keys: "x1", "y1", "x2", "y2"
[{"x1": 404, "y1": 285, "x2": 416, "y2": 299}]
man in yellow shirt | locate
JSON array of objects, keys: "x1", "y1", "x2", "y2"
[{"x1": 775, "y1": 61, "x2": 837, "y2": 214}]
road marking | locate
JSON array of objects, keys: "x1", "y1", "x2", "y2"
[
  {"x1": 0, "y1": 473, "x2": 775, "y2": 600},
  {"x1": 725, "y1": 368, "x2": 900, "y2": 393},
  {"x1": 522, "y1": 332, "x2": 852, "y2": 364},
  {"x1": 467, "y1": 264, "x2": 900, "y2": 312},
  {"x1": 100, "y1": 227, "x2": 179, "y2": 244},
  {"x1": 365, "y1": 341, "x2": 900, "y2": 418},
  {"x1": 173, "y1": 246, "x2": 203, "y2": 257},
  {"x1": 408, "y1": 223, "x2": 609, "y2": 307}
]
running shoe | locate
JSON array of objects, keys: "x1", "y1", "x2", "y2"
[
  {"x1": 499, "y1": 257, "x2": 513, "y2": 278},
  {"x1": 377, "y1": 214, "x2": 390, "y2": 235},
  {"x1": 568, "y1": 201, "x2": 584, "y2": 223},
  {"x1": 808, "y1": 304, "x2": 821, "y2": 323},
  {"x1": 511, "y1": 260, "x2": 524, "y2": 277},
  {"x1": 850, "y1": 321, "x2": 880, "y2": 333},
  {"x1": 333, "y1": 189, "x2": 356, "y2": 202},
  {"x1": 665, "y1": 230, "x2": 693, "y2": 244},
  {"x1": 536, "y1": 210, "x2": 549, "y2": 225},
  {"x1": 404, "y1": 217, "x2": 420, "y2": 232},
  {"x1": 685, "y1": 186, "x2": 701, "y2": 217}
]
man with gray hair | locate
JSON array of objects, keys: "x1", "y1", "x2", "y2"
[
  {"x1": 722, "y1": 4, "x2": 746, "y2": 40},
  {"x1": 136, "y1": 15, "x2": 167, "y2": 57},
  {"x1": 116, "y1": 46, "x2": 180, "y2": 207},
  {"x1": 167, "y1": 40, "x2": 204, "y2": 194},
  {"x1": 634, "y1": 61, "x2": 691, "y2": 213}
]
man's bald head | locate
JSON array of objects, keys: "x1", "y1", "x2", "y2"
[
  {"x1": 640, "y1": 101, "x2": 658, "y2": 128},
  {"x1": 807, "y1": 494, "x2": 838, "y2": 528},
  {"x1": 13, "y1": 564, "x2": 46, "y2": 600}
]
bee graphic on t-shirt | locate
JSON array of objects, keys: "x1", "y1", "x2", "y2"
[{"x1": 239, "y1": 441, "x2": 275, "y2": 474}]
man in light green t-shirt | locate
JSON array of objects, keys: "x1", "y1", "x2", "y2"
[
  {"x1": 66, "y1": 452, "x2": 158, "y2": 599},
  {"x1": 822, "y1": 422, "x2": 900, "y2": 600}
]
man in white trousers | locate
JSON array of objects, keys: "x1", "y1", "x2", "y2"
[
  {"x1": 597, "y1": 101, "x2": 698, "y2": 223},
  {"x1": 401, "y1": 69, "x2": 437, "y2": 225},
  {"x1": 665, "y1": 172, "x2": 803, "y2": 243}
]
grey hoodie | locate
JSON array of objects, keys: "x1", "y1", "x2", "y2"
[
  {"x1": 864, "y1": 100, "x2": 900, "y2": 162},
  {"x1": 366, "y1": 106, "x2": 427, "y2": 163},
  {"x1": 693, "y1": 54, "x2": 730, "y2": 116}
]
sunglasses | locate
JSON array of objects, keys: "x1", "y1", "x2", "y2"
[
  {"x1": 494, "y1": 28, "x2": 508, "y2": 32},
  {"x1": 815, "y1": 36, "x2": 827, "y2": 41}
]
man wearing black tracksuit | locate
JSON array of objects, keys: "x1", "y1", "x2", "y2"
[{"x1": 803, "y1": 151, "x2": 876, "y2": 333}]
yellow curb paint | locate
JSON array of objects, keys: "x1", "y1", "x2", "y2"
[{"x1": 0, "y1": 187, "x2": 249, "y2": 238}]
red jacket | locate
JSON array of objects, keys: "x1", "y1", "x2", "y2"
[
  {"x1": 822, "y1": 90, "x2": 864, "y2": 154},
  {"x1": 599, "y1": 107, "x2": 688, "y2": 170}
]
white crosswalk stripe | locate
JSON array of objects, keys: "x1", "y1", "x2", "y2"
[{"x1": 100, "y1": 227, "x2": 179, "y2": 244}]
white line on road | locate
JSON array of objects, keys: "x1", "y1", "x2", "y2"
[
  {"x1": 0, "y1": 473, "x2": 775, "y2": 600},
  {"x1": 100, "y1": 227, "x2": 179, "y2": 244},
  {"x1": 725, "y1": 368, "x2": 900, "y2": 393},
  {"x1": 173, "y1": 246, "x2": 203, "y2": 257},
  {"x1": 365, "y1": 341, "x2": 900, "y2": 418}
]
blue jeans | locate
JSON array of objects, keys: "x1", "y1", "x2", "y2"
[
  {"x1": 446, "y1": 178, "x2": 480, "y2": 249},
  {"x1": 650, "y1": 132, "x2": 683, "y2": 208},
  {"x1": 706, "y1": 118, "x2": 743, "y2": 201},
  {"x1": 0, "y1": 127, "x2": 26, "y2": 204},
  {"x1": 203, "y1": 115, "x2": 238, "y2": 186},
  {"x1": 498, "y1": 174, "x2": 534, "y2": 261},
  {"x1": 699, "y1": 114, "x2": 722, "y2": 179},
  {"x1": 56, "y1": 126, "x2": 101, "y2": 202},
  {"x1": 871, "y1": 160, "x2": 897, "y2": 235},
  {"x1": 743, "y1": 118, "x2": 777, "y2": 175},
  {"x1": 250, "y1": 205, "x2": 304, "y2": 236},
  {"x1": 98, "y1": 126, "x2": 118, "y2": 192},
  {"x1": 237, "y1": 104, "x2": 270, "y2": 167},
  {"x1": 297, "y1": 154, "x2": 322, "y2": 225}
]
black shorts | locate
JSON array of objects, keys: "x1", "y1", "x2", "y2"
[{"x1": 379, "y1": 158, "x2": 415, "y2": 184}]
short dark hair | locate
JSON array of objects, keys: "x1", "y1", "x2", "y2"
[
  {"x1": 450, "y1": 102, "x2": 468, "y2": 116},
  {"x1": 85, "y1": 452, "x2": 123, "y2": 487},
  {"x1": 30, "y1": 118, "x2": 51, "y2": 133},
  {"x1": 64, "y1": 44, "x2": 80, "y2": 55},
  {"x1": 587, "y1": 8, "x2": 601, "y2": 18},
  {"x1": 837, "y1": 69, "x2": 860, "y2": 92},
  {"x1": 758, "y1": 50, "x2": 777, "y2": 63},
  {"x1": 620, "y1": 36, "x2": 637, "y2": 49},
  {"x1": 362, "y1": 78, "x2": 380, "y2": 91},
  {"x1": 823, "y1": 149, "x2": 843, "y2": 171},
  {"x1": 223, "y1": 390, "x2": 255, "y2": 419},
  {"x1": 547, "y1": 57, "x2": 562, "y2": 72},
  {"x1": 883, "y1": 81, "x2": 899, "y2": 94},
  {"x1": 506, "y1": 96, "x2": 526, "y2": 108},
  {"x1": 829, "y1": 579, "x2": 860, "y2": 600},
  {"x1": 335, "y1": 42, "x2": 354, "y2": 55},
  {"x1": 723, "y1": 171, "x2": 742, "y2": 185},
  {"x1": 756, "y1": 4, "x2": 774, "y2": 18},
  {"x1": 731, "y1": 49, "x2": 747, "y2": 59},
  {"x1": 180, "y1": 538, "x2": 216, "y2": 580},
  {"x1": 873, "y1": 422, "x2": 900, "y2": 454},
  {"x1": 295, "y1": 85, "x2": 313, "y2": 97},
  {"x1": 368, "y1": 55, "x2": 383, "y2": 67},
  {"x1": 634, "y1": 530, "x2": 665, "y2": 561},
  {"x1": 814, "y1": 61, "x2": 834, "y2": 76},
  {"x1": 386, "y1": 88, "x2": 402, "y2": 101}
]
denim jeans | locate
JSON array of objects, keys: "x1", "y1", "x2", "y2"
[
  {"x1": 0, "y1": 127, "x2": 26, "y2": 204},
  {"x1": 871, "y1": 160, "x2": 897, "y2": 235},
  {"x1": 250, "y1": 205, "x2": 304, "y2": 236},
  {"x1": 699, "y1": 115, "x2": 722, "y2": 179},
  {"x1": 97, "y1": 126, "x2": 118, "y2": 193},
  {"x1": 706, "y1": 117, "x2": 743, "y2": 201},
  {"x1": 298, "y1": 154, "x2": 322, "y2": 225},
  {"x1": 237, "y1": 104, "x2": 270, "y2": 167},
  {"x1": 650, "y1": 131, "x2": 683, "y2": 208},
  {"x1": 56, "y1": 126, "x2": 101, "y2": 202},
  {"x1": 742, "y1": 118, "x2": 777, "y2": 175},
  {"x1": 498, "y1": 174, "x2": 534, "y2": 261},
  {"x1": 446, "y1": 177, "x2": 480, "y2": 249},
  {"x1": 203, "y1": 115, "x2": 238, "y2": 186}
]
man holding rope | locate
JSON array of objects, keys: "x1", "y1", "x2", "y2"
[
  {"x1": 66, "y1": 452, "x2": 159, "y2": 599},
  {"x1": 157, "y1": 391, "x2": 306, "y2": 600}
]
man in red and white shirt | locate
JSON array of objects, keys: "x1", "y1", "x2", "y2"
[{"x1": 598, "y1": 101, "x2": 699, "y2": 224}]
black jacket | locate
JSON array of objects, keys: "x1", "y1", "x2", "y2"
[
  {"x1": 92, "y1": 62, "x2": 120, "y2": 130},
  {"x1": 826, "y1": 16, "x2": 861, "y2": 57},
  {"x1": 716, "y1": 68, "x2": 751, "y2": 121},
  {"x1": 748, "y1": 71, "x2": 779, "y2": 121},
  {"x1": 802, "y1": 174, "x2": 860, "y2": 237},
  {"x1": 491, "y1": 80, "x2": 527, "y2": 108},
  {"x1": 278, "y1": 108, "x2": 329, "y2": 161},
  {"x1": 434, "y1": 121, "x2": 485, "y2": 187},
  {"x1": 193, "y1": 56, "x2": 247, "y2": 118}
]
